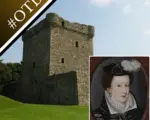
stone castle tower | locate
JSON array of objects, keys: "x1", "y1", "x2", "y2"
[{"x1": 20, "y1": 13, "x2": 94, "y2": 105}]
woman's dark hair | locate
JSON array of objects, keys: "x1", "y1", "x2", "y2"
[
  {"x1": 102, "y1": 72, "x2": 134, "y2": 90},
  {"x1": 102, "y1": 61, "x2": 134, "y2": 90}
]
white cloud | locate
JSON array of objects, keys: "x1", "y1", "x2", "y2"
[
  {"x1": 123, "y1": 4, "x2": 131, "y2": 14},
  {"x1": 144, "y1": 30, "x2": 150, "y2": 36},
  {"x1": 90, "y1": 0, "x2": 112, "y2": 7},
  {"x1": 144, "y1": 0, "x2": 150, "y2": 6}
]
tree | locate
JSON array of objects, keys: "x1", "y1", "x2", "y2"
[
  {"x1": 0, "y1": 62, "x2": 12, "y2": 92},
  {"x1": 0, "y1": 59, "x2": 3, "y2": 63},
  {"x1": 6, "y1": 63, "x2": 22, "y2": 83}
]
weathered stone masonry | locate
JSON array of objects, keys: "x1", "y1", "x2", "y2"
[{"x1": 19, "y1": 13, "x2": 94, "y2": 105}]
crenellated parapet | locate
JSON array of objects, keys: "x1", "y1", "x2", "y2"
[{"x1": 22, "y1": 13, "x2": 94, "y2": 42}]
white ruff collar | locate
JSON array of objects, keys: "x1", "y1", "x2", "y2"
[{"x1": 105, "y1": 91, "x2": 137, "y2": 114}]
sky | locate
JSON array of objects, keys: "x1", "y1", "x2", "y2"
[{"x1": 1, "y1": 0, "x2": 150, "y2": 63}]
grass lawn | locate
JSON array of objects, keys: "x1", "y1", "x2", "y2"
[{"x1": 0, "y1": 95, "x2": 88, "y2": 120}]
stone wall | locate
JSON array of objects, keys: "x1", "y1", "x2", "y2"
[
  {"x1": 22, "y1": 27, "x2": 50, "y2": 85},
  {"x1": 48, "y1": 13, "x2": 94, "y2": 105},
  {"x1": 46, "y1": 71, "x2": 78, "y2": 105},
  {"x1": 20, "y1": 13, "x2": 94, "y2": 105},
  {"x1": 20, "y1": 26, "x2": 50, "y2": 102}
]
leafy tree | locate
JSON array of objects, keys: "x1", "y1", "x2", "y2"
[
  {"x1": 0, "y1": 59, "x2": 3, "y2": 63},
  {"x1": 0, "y1": 61, "x2": 22, "y2": 92},
  {"x1": 0, "y1": 62, "x2": 12, "y2": 92},
  {"x1": 6, "y1": 63, "x2": 22, "y2": 83},
  {"x1": 0, "y1": 62, "x2": 12, "y2": 84}
]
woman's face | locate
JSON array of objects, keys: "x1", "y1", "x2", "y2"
[{"x1": 107, "y1": 75, "x2": 130, "y2": 103}]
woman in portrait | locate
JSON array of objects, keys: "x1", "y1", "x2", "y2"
[{"x1": 92, "y1": 59, "x2": 145, "y2": 120}]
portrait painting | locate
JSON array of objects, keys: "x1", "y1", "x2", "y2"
[{"x1": 90, "y1": 57, "x2": 149, "y2": 120}]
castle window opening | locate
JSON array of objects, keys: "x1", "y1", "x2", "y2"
[
  {"x1": 33, "y1": 62, "x2": 36, "y2": 68},
  {"x1": 62, "y1": 21, "x2": 65, "y2": 27},
  {"x1": 34, "y1": 79, "x2": 37, "y2": 84},
  {"x1": 61, "y1": 58, "x2": 64, "y2": 63},
  {"x1": 76, "y1": 41, "x2": 78, "y2": 47}
]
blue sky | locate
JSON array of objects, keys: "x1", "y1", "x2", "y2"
[{"x1": 1, "y1": 0, "x2": 150, "y2": 63}]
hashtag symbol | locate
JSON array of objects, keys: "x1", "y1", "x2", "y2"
[{"x1": 8, "y1": 18, "x2": 17, "y2": 29}]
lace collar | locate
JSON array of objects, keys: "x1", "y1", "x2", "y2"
[{"x1": 105, "y1": 91, "x2": 137, "y2": 114}]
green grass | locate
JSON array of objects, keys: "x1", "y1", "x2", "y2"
[{"x1": 0, "y1": 96, "x2": 88, "y2": 120}]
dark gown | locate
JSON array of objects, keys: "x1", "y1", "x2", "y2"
[{"x1": 93, "y1": 96, "x2": 144, "y2": 120}]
